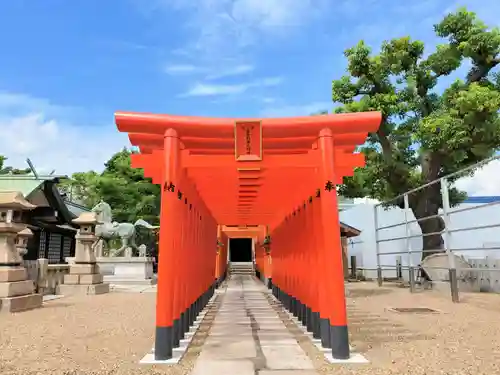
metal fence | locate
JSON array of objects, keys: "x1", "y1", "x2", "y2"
[{"x1": 373, "y1": 155, "x2": 500, "y2": 302}]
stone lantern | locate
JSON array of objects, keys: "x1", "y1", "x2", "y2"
[
  {"x1": 0, "y1": 191, "x2": 42, "y2": 314},
  {"x1": 16, "y1": 227, "x2": 33, "y2": 259},
  {"x1": 59, "y1": 211, "x2": 109, "y2": 296},
  {"x1": 73, "y1": 211, "x2": 98, "y2": 264}
]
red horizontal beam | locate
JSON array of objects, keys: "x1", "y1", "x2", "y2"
[{"x1": 116, "y1": 111, "x2": 381, "y2": 139}]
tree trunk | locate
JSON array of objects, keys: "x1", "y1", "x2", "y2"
[{"x1": 408, "y1": 186, "x2": 445, "y2": 261}]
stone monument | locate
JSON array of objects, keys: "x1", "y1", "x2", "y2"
[
  {"x1": 89, "y1": 201, "x2": 158, "y2": 285},
  {"x1": 58, "y1": 211, "x2": 110, "y2": 295},
  {"x1": 90, "y1": 200, "x2": 159, "y2": 256},
  {"x1": 0, "y1": 191, "x2": 43, "y2": 313}
]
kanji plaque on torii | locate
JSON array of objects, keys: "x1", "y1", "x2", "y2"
[{"x1": 234, "y1": 120, "x2": 262, "y2": 161}]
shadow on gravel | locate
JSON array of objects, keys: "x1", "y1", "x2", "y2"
[
  {"x1": 40, "y1": 302, "x2": 74, "y2": 309},
  {"x1": 347, "y1": 288, "x2": 393, "y2": 298}
]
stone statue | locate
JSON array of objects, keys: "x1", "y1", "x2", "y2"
[{"x1": 91, "y1": 200, "x2": 159, "y2": 257}]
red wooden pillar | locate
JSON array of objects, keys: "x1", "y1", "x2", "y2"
[
  {"x1": 171, "y1": 178, "x2": 186, "y2": 348},
  {"x1": 291, "y1": 209, "x2": 299, "y2": 315},
  {"x1": 215, "y1": 225, "x2": 222, "y2": 284},
  {"x1": 285, "y1": 214, "x2": 293, "y2": 306},
  {"x1": 221, "y1": 232, "x2": 228, "y2": 281},
  {"x1": 318, "y1": 128, "x2": 350, "y2": 359},
  {"x1": 282, "y1": 216, "x2": 288, "y2": 298},
  {"x1": 271, "y1": 223, "x2": 280, "y2": 297},
  {"x1": 279, "y1": 217, "x2": 289, "y2": 303},
  {"x1": 155, "y1": 128, "x2": 180, "y2": 360},
  {"x1": 309, "y1": 196, "x2": 321, "y2": 339},
  {"x1": 302, "y1": 200, "x2": 314, "y2": 333},
  {"x1": 296, "y1": 206, "x2": 306, "y2": 320},
  {"x1": 181, "y1": 190, "x2": 194, "y2": 335}
]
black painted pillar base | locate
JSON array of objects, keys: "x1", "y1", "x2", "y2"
[
  {"x1": 189, "y1": 301, "x2": 195, "y2": 326},
  {"x1": 330, "y1": 324, "x2": 350, "y2": 359},
  {"x1": 179, "y1": 312, "x2": 186, "y2": 339},
  {"x1": 193, "y1": 299, "x2": 198, "y2": 318},
  {"x1": 172, "y1": 318, "x2": 181, "y2": 347},
  {"x1": 155, "y1": 325, "x2": 173, "y2": 360},
  {"x1": 297, "y1": 300, "x2": 303, "y2": 321},
  {"x1": 306, "y1": 307, "x2": 313, "y2": 332},
  {"x1": 267, "y1": 278, "x2": 273, "y2": 290},
  {"x1": 301, "y1": 304, "x2": 308, "y2": 326},
  {"x1": 320, "y1": 317, "x2": 331, "y2": 348},
  {"x1": 312, "y1": 312, "x2": 321, "y2": 339},
  {"x1": 193, "y1": 299, "x2": 199, "y2": 321}
]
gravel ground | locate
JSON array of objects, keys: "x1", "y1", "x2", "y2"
[
  {"x1": 269, "y1": 282, "x2": 500, "y2": 375},
  {"x1": 2, "y1": 282, "x2": 500, "y2": 375},
  {"x1": 0, "y1": 288, "x2": 224, "y2": 375}
]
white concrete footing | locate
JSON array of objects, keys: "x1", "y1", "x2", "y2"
[
  {"x1": 324, "y1": 352, "x2": 369, "y2": 364},
  {"x1": 140, "y1": 350, "x2": 183, "y2": 365},
  {"x1": 139, "y1": 294, "x2": 217, "y2": 365},
  {"x1": 274, "y1": 299, "x2": 369, "y2": 364}
]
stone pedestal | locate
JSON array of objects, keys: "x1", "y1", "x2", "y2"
[
  {"x1": 59, "y1": 212, "x2": 109, "y2": 296},
  {"x1": 0, "y1": 267, "x2": 43, "y2": 313},
  {"x1": 98, "y1": 257, "x2": 155, "y2": 285},
  {"x1": 0, "y1": 191, "x2": 42, "y2": 314},
  {"x1": 59, "y1": 263, "x2": 110, "y2": 295}
]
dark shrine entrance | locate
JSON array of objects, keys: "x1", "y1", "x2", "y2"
[{"x1": 229, "y1": 238, "x2": 253, "y2": 262}]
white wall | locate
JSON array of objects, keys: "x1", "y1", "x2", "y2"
[
  {"x1": 340, "y1": 200, "x2": 500, "y2": 279},
  {"x1": 340, "y1": 204, "x2": 421, "y2": 280},
  {"x1": 447, "y1": 202, "x2": 500, "y2": 259}
]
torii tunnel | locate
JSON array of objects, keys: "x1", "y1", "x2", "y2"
[{"x1": 114, "y1": 110, "x2": 381, "y2": 361}]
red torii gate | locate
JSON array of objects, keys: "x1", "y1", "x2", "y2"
[{"x1": 115, "y1": 110, "x2": 381, "y2": 361}]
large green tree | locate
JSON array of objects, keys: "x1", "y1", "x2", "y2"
[
  {"x1": 332, "y1": 8, "x2": 500, "y2": 259},
  {"x1": 60, "y1": 149, "x2": 161, "y2": 225}
]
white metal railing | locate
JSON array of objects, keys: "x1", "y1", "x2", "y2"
[{"x1": 373, "y1": 155, "x2": 500, "y2": 302}]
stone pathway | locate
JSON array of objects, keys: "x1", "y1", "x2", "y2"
[{"x1": 190, "y1": 275, "x2": 318, "y2": 375}]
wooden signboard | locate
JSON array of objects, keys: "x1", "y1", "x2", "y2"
[{"x1": 234, "y1": 120, "x2": 262, "y2": 161}]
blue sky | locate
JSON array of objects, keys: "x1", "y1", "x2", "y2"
[{"x1": 0, "y1": 0, "x2": 499, "y2": 179}]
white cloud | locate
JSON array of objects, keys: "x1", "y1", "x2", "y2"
[
  {"x1": 164, "y1": 64, "x2": 201, "y2": 75},
  {"x1": 0, "y1": 93, "x2": 129, "y2": 176},
  {"x1": 181, "y1": 83, "x2": 249, "y2": 96},
  {"x1": 260, "y1": 101, "x2": 332, "y2": 117},
  {"x1": 144, "y1": 0, "x2": 329, "y2": 62},
  {"x1": 206, "y1": 64, "x2": 254, "y2": 79},
  {"x1": 180, "y1": 76, "x2": 283, "y2": 97},
  {"x1": 165, "y1": 62, "x2": 254, "y2": 80},
  {"x1": 0, "y1": 91, "x2": 72, "y2": 117},
  {"x1": 228, "y1": 0, "x2": 325, "y2": 28},
  {"x1": 262, "y1": 97, "x2": 277, "y2": 104},
  {"x1": 455, "y1": 158, "x2": 500, "y2": 196}
]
